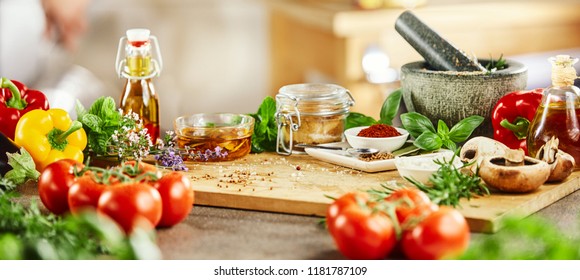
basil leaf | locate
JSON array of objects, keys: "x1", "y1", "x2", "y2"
[
  {"x1": 400, "y1": 112, "x2": 436, "y2": 138},
  {"x1": 443, "y1": 139, "x2": 457, "y2": 152},
  {"x1": 346, "y1": 112, "x2": 376, "y2": 130},
  {"x1": 448, "y1": 115, "x2": 485, "y2": 143},
  {"x1": 250, "y1": 96, "x2": 278, "y2": 153},
  {"x1": 437, "y1": 120, "x2": 450, "y2": 136},
  {"x1": 378, "y1": 89, "x2": 402, "y2": 125},
  {"x1": 413, "y1": 131, "x2": 443, "y2": 151}
]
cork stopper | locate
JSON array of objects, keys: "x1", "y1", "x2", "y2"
[
  {"x1": 549, "y1": 55, "x2": 579, "y2": 87},
  {"x1": 126, "y1": 28, "x2": 150, "y2": 43}
]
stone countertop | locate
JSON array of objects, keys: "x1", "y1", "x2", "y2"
[
  {"x1": 155, "y1": 190, "x2": 580, "y2": 260},
  {"x1": 14, "y1": 179, "x2": 580, "y2": 260}
]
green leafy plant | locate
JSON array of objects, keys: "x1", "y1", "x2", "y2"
[
  {"x1": 2, "y1": 148, "x2": 39, "y2": 186},
  {"x1": 249, "y1": 96, "x2": 278, "y2": 153},
  {"x1": 485, "y1": 54, "x2": 507, "y2": 74},
  {"x1": 405, "y1": 157, "x2": 489, "y2": 207},
  {"x1": 1, "y1": 148, "x2": 39, "y2": 195},
  {"x1": 76, "y1": 97, "x2": 123, "y2": 155},
  {"x1": 460, "y1": 215, "x2": 580, "y2": 260},
  {"x1": 370, "y1": 157, "x2": 489, "y2": 208},
  {"x1": 345, "y1": 89, "x2": 402, "y2": 129},
  {"x1": 401, "y1": 113, "x2": 484, "y2": 152},
  {"x1": 0, "y1": 193, "x2": 161, "y2": 260}
]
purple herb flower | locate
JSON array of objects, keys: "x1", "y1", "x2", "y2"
[{"x1": 155, "y1": 147, "x2": 188, "y2": 171}]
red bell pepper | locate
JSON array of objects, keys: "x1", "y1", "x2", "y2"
[
  {"x1": 491, "y1": 89, "x2": 543, "y2": 155},
  {"x1": 0, "y1": 78, "x2": 50, "y2": 140}
]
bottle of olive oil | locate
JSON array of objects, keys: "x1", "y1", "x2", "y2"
[
  {"x1": 527, "y1": 55, "x2": 580, "y2": 167},
  {"x1": 115, "y1": 28, "x2": 163, "y2": 141}
]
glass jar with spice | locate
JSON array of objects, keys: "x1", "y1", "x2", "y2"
[{"x1": 275, "y1": 83, "x2": 355, "y2": 155}]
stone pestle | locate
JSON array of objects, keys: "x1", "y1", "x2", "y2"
[{"x1": 395, "y1": 11, "x2": 486, "y2": 72}]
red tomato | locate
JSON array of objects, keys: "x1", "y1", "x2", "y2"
[
  {"x1": 401, "y1": 206, "x2": 470, "y2": 260},
  {"x1": 326, "y1": 192, "x2": 368, "y2": 235},
  {"x1": 68, "y1": 173, "x2": 109, "y2": 214},
  {"x1": 154, "y1": 171, "x2": 194, "y2": 227},
  {"x1": 120, "y1": 160, "x2": 162, "y2": 183},
  {"x1": 328, "y1": 192, "x2": 397, "y2": 260},
  {"x1": 384, "y1": 188, "x2": 438, "y2": 227},
  {"x1": 97, "y1": 183, "x2": 163, "y2": 234},
  {"x1": 331, "y1": 205, "x2": 397, "y2": 260},
  {"x1": 37, "y1": 159, "x2": 84, "y2": 215}
]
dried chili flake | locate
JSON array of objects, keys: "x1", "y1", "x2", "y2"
[{"x1": 357, "y1": 124, "x2": 401, "y2": 138}]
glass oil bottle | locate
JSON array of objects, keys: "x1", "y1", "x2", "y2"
[
  {"x1": 527, "y1": 55, "x2": 580, "y2": 167},
  {"x1": 115, "y1": 28, "x2": 163, "y2": 141}
]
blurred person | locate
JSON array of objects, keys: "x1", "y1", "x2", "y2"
[{"x1": 0, "y1": 0, "x2": 102, "y2": 117}]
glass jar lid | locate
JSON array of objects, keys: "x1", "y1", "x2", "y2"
[{"x1": 276, "y1": 83, "x2": 355, "y2": 116}]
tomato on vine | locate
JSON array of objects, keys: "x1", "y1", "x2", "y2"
[
  {"x1": 37, "y1": 159, "x2": 84, "y2": 214},
  {"x1": 384, "y1": 187, "x2": 438, "y2": 227},
  {"x1": 401, "y1": 206, "x2": 470, "y2": 260},
  {"x1": 154, "y1": 171, "x2": 194, "y2": 227},
  {"x1": 68, "y1": 172, "x2": 109, "y2": 214},
  {"x1": 327, "y1": 192, "x2": 397, "y2": 260},
  {"x1": 97, "y1": 182, "x2": 163, "y2": 234}
]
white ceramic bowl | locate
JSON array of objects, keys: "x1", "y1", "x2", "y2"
[
  {"x1": 344, "y1": 126, "x2": 409, "y2": 152},
  {"x1": 394, "y1": 151, "x2": 461, "y2": 184}
]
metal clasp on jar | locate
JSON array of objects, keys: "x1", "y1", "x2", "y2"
[{"x1": 275, "y1": 98, "x2": 301, "y2": 155}]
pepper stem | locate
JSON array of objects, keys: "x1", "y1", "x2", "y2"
[
  {"x1": 500, "y1": 117, "x2": 530, "y2": 140},
  {"x1": 48, "y1": 121, "x2": 83, "y2": 151},
  {"x1": 1, "y1": 77, "x2": 27, "y2": 110}
]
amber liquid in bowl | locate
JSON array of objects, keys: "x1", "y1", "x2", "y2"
[{"x1": 176, "y1": 127, "x2": 252, "y2": 162}]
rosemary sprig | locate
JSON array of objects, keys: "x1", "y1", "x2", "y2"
[
  {"x1": 404, "y1": 157, "x2": 489, "y2": 207},
  {"x1": 485, "y1": 54, "x2": 507, "y2": 74}
]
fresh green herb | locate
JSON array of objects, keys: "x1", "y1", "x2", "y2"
[
  {"x1": 109, "y1": 111, "x2": 153, "y2": 161},
  {"x1": 249, "y1": 96, "x2": 278, "y2": 153},
  {"x1": 378, "y1": 89, "x2": 402, "y2": 125},
  {"x1": 405, "y1": 157, "x2": 489, "y2": 207},
  {"x1": 401, "y1": 113, "x2": 484, "y2": 152},
  {"x1": 76, "y1": 97, "x2": 123, "y2": 155},
  {"x1": 1, "y1": 147, "x2": 39, "y2": 195},
  {"x1": 485, "y1": 54, "x2": 507, "y2": 74},
  {"x1": 0, "y1": 194, "x2": 161, "y2": 260},
  {"x1": 0, "y1": 177, "x2": 16, "y2": 196},
  {"x1": 345, "y1": 89, "x2": 402, "y2": 129},
  {"x1": 345, "y1": 112, "x2": 377, "y2": 130},
  {"x1": 3, "y1": 148, "x2": 40, "y2": 186},
  {"x1": 460, "y1": 215, "x2": 580, "y2": 260}
]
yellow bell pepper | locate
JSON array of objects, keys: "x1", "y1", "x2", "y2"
[{"x1": 14, "y1": 108, "x2": 87, "y2": 171}]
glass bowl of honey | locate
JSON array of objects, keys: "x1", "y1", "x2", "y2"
[{"x1": 174, "y1": 113, "x2": 254, "y2": 162}]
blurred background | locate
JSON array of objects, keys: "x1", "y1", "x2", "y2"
[{"x1": 1, "y1": 0, "x2": 580, "y2": 134}]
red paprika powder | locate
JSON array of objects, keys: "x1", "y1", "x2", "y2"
[{"x1": 357, "y1": 124, "x2": 401, "y2": 138}]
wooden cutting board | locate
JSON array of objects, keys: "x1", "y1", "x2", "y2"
[{"x1": 179, "y1": 153, "x2": 580, "y2": 233}]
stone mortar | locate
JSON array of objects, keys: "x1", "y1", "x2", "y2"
[{"x1": 400, "y1": 59, "x2": 528, "y2": 138}]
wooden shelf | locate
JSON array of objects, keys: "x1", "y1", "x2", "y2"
[{"x1": 266, "y1": 0, "x2": 580, "y2": 118}]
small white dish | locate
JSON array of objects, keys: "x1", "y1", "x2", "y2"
[
  {"x1": 304, "y1": 143, "x2": 397, "y2": 172},
  {"x1": 344, "y1": 126, "x2": 409, "y2": 153},
  {"x1": 303, "y1": 141, "x2": 450, "y2": 173},
  {"x1": 394, "y1": 151, "x2": 461, "y2": 184}
]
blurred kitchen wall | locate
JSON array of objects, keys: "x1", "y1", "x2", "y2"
[{"x1": 75, "y1": 0, "x2": 269, "y2": 134}]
